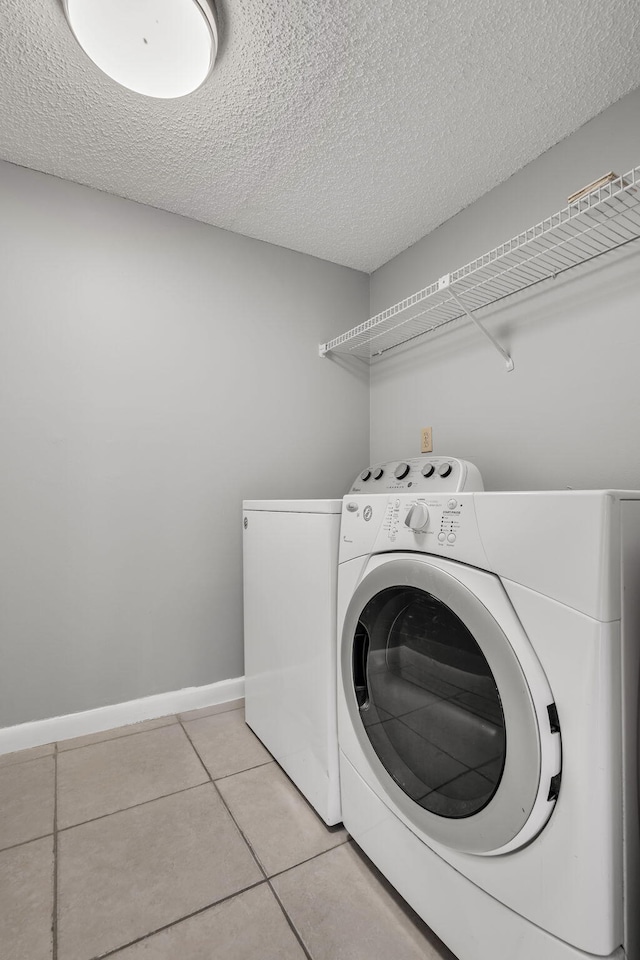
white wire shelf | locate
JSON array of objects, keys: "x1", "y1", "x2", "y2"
[{"x1": 319, "y1": 165, "x2": 640, "y2": 369}]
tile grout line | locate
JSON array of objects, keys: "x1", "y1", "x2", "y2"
[
  {"x1": 178, "y1": 701, "x2": 244, "y2": 723},
  {"x1": 56, "y1": 781, "x2": 209, "y2": 834},
  {"x1": 0, "y1": 718, "x2": 178, "y2": 765},
  {"x1": 0, "y1": 831, "x2": 55, "y2": 855},
  {"x1": 267, "y1": 836, "x2": 351, "y2": 882},
  {"x1": 0, "y1": 750, "x2": 57, "y2": 770},
  {"x1": 267, "y1": 880, "x2": 315, "y2": 960},
  {"x1": 178, "y1": 719, "x2": 270, "y2": 881},
  {"x1": 179, "y1": 719, "x2": 315, "y2": 960},
  {"x1": 0, "y1": 701, "x2": 246, "y2": 762},
  {"x1": 57, "y1": 701, "x2": 244, "y2": 752},
  {"x1": 55, "y1": 717, "x2": 179, "y2": 753},
  {"x1": 54, "y1": 735, "x2": 271, "y2": 836},
  {"x1": 212, "y1": 776, "x2": 269, "y2": 877},
  {"x1": 0, "y1": 820, "x2": 348, "y2": 870},
  {"x1": 90, "y1": 879, "x2": 267, "y2": 960},
  {"x1": 52, "y1": 743, "x2": 59, "y2": 960},
  {"x1": 180, "y1": 717, "x2": 325, "y2": 960},
  {"x1": 206, "y1": 756, "x2": 274, "y2": 784}
]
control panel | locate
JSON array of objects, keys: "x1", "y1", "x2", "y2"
[
  {"x1": 339, "y1": 492, "x2": 489, "y2": 570},
  {"x1": 347, "y1": 457, "x2": 483, "y2": 494},
  {"x1": 380, "y1": 496, "x2": 465, "y2": 546}
]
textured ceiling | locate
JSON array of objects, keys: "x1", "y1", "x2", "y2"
[{"x1": 1, "y1": 0, "x2": 639, "y2": 271}]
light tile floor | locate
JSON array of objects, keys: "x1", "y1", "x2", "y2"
[{"x1": 0, "y1": 700, "x2": 458, "y2": 960}]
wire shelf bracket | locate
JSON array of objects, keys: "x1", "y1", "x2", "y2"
[
  {"x1": 319, "y1": 164, "x2": 640, "y2": 369},
  {"x1": 442, "y1": 277, "x2": 514, "y2": 372}
]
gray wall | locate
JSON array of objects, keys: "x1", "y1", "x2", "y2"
[
  {"x1": 369, "y1": 87, "x2": 640, "y2": 491},
  {"x1": 0, "y1": 161, "x2": 369, "y2": 726},
  {"x1": 4, "y1": 85, "x2": 639, "y2": 727}
]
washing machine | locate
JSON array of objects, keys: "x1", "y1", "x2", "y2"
[
  {"x1": 243, "y1": 498, "x2": 342, "y2": 825},
  {"x1": 243, "y1": 457, "x2": 483, "y2": 827},
  {"x1": 337, "y1": 488, "x2": 640, "y2": 960}
]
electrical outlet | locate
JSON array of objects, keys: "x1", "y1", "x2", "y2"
[{"x1": 421, "y1": 427, "x2": 433, "y2": 453}]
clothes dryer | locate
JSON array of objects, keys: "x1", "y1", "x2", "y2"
[{"x1": 337, "y1": 490, "x2": 640, "y2": 960}]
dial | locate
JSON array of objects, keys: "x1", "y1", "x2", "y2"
[
  {"x1": 438, "y1": 463, "x2": 453, "y2": 478},
  {"x1": 404, "y1": 501, "x2": 430, "y2": 531},
  {"x1": 373, "y1": 467, "x2": 384, "y2": 480},
  {"x1": 360, "y1": 469, "x2": 371, "y2": 482},
  {"x1": 394, "y1": 462, "x2": 410, "y2": 480},
  {"x1": 421, "y1": 463, "x2": 435, "y2": 478}
]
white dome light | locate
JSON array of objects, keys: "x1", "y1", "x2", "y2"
[{"x1": 63, "y1": 0, "x2": 218, "y2": 99}]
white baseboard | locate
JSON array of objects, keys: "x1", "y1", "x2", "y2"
[{"x1": 0, "y1": 676, "x2": 245, "y2": 756}]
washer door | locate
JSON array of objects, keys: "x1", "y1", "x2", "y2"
[{"x1": 341, "y1": 556, "x2": 561, "y2": 855}]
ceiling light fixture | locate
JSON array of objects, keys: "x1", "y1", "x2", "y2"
[{"x1": 63, "y1": 0, "x2": 218, "y2": 99}]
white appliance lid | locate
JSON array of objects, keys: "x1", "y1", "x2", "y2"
[{"x1": 243, "y1": 499, "x2": 342, "y2": 514}]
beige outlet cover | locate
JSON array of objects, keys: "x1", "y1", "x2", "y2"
[{"x1": 421, "y1": 427, "x2": 433, "y2": 453}]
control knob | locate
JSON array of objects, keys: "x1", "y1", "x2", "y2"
[
  {"x1": 404, "y1": 501, "x2": 430, "y2": 532},
  {"x1": 373, "y1": 467, "x2": 384, "y2": 480},
  {"x1": 394, "y1": 462, "x2": 410, "y2": 480},
  {"x1": 438, "y1": 463, "x2": 453, "y2": 478},
  {"x1": 360, "y1": 469, "x2": 371, "y2": 482},
  {"x1": 422, "y1": 463, "x2": 435, "y2": 478}
]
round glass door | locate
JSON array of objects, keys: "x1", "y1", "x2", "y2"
[
  {"x1": 353, "y1": 585, "x2": 506, "y2": 818},
  {"x1": 341, "y1": 557, "x2": 558, "y2": 855}
]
